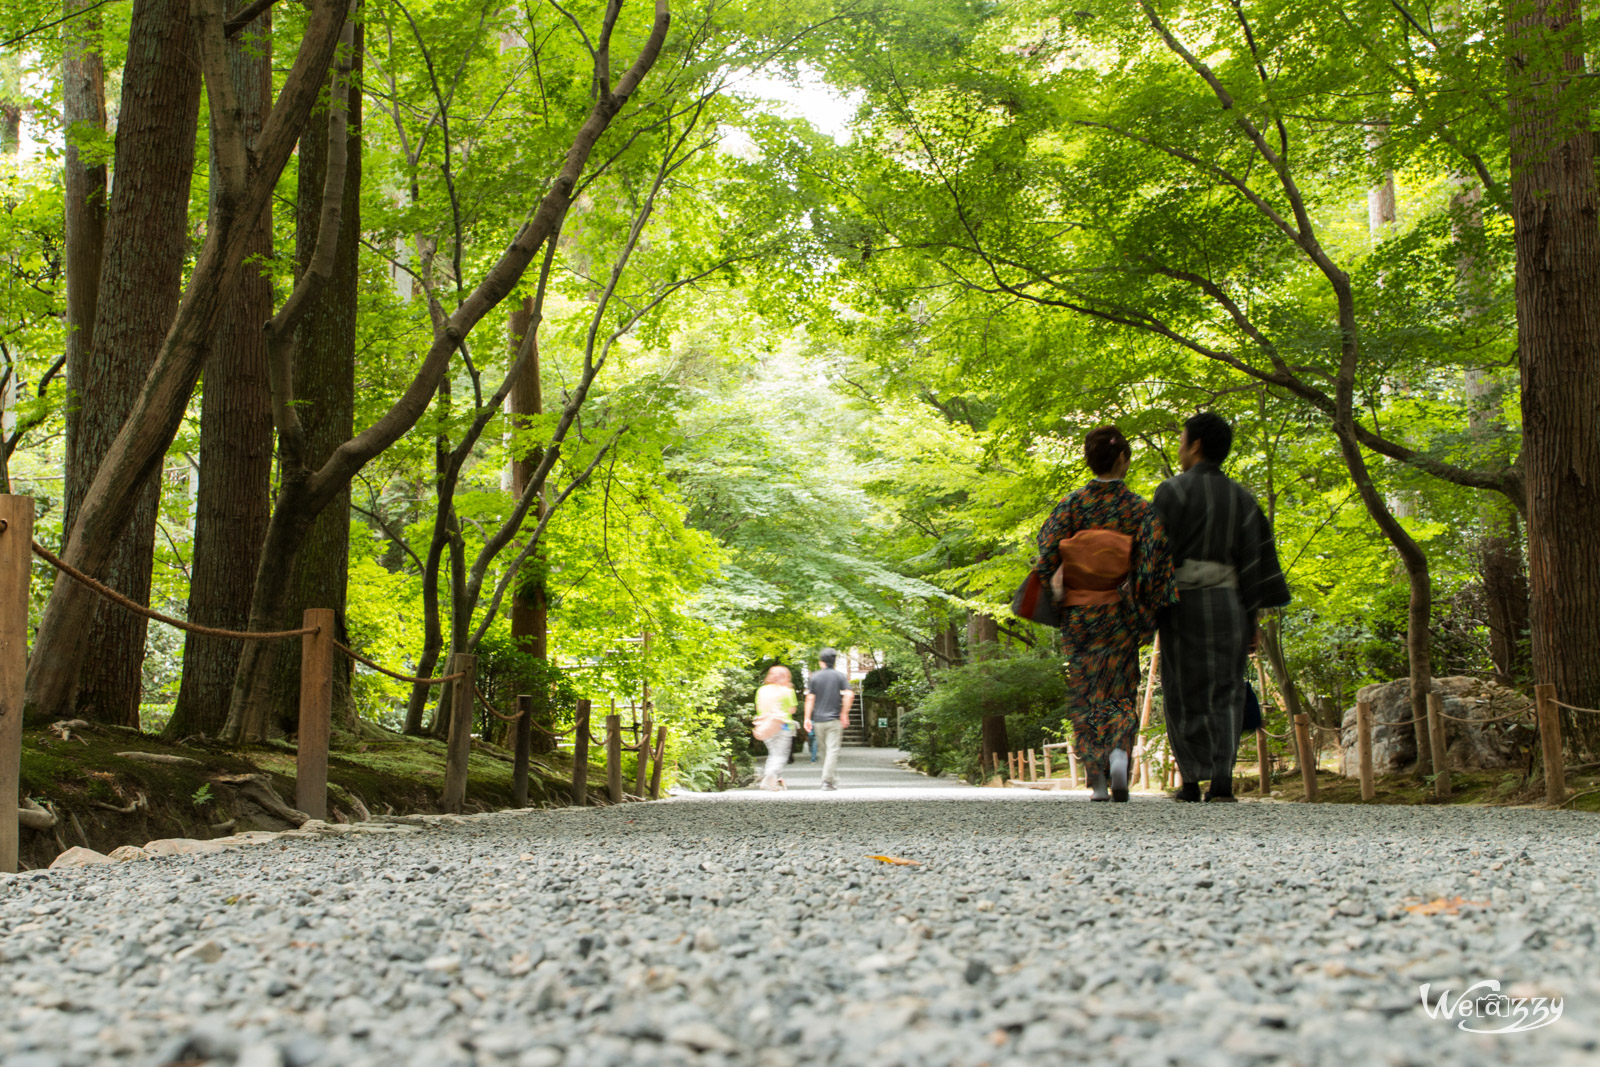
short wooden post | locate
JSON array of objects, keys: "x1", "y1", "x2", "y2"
[
  {"x1": 441, "y1": 653, "x2": 476, "y2": 813},
  {"x1": 649, "y1": 725, "x2": 667, "y2": 799},
  {"x1": 1535, "y1": 683, "x2": 1566, "y2": 806},
  {"x1": 0, "y1": 496, "x2": 34, "y2": 875},
  {"x1": 571, "y1": 699, "x2": 591, "y2": 807},
  {"x1": 1136, "y1": 636, "x2": 1160, "y2": 788},
  {"x1": 1027, "y1": 748, "x2": 1037, "y2": 782},
  {"x1": 1293, "y1": 713, "x2": 1317, "y2": 801},
  {"x1": 1356, "y1": 700, "x2": 1375, "y2": 801},
  {"x1": 635, "y1": 710, "x2": 653, "y2": 797},
  {"x1": 1067, "y1": 746, "x2": 1078, "y2": 788},
  {"x1": 606, "y1": 712, "x2": 622, "y2": 803},
  {"x1": 295, "y1": 608, "x2": 336, "y2": 821},
  {"x1": 512, "y1": 694, "x2": 533, "y2": 807},
  {"x1": 1426, "y1": 692, "x2": 1451, "y2": 800},
  {"x1": 1256, "y1": 729, "x2": 1271, "y2": 796},
  {"x1": 1042, "y1": 747, "x2": 1053, "y2": 781}
]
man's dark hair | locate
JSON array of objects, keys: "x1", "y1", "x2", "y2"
[
  {"x1": 1084, "y1": 424, "x2": 1131, "y2": 475},
  {"x1": 819, "y1": 648, "x2": 838, "y2": 668},
  {"x1": 1183, "y1": 411, "x2": 1233, "y2": 463}
]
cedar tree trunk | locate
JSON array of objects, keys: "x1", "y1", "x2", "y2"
[
  {"x1": 62, "y1": 0, "x2": 107, "y2": 470},
  {"x1": 59, "y1": 0, "x2": 201, "y2": 726},
  {"x1": 1508, "y1": 0, "x2": 1600, "y2": 749},
  {"x1": 166, "y1": 10, "x2": 275, "y2": 738}
]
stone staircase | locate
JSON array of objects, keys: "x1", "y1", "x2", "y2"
[{"x1": 842, "y1": 718, "x2": 867, "y2": 746}]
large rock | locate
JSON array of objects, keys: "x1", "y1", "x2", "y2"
[
  {"x1": 1340, "y1": 676, "x2": 1534, "y2": 775},
  {"x1": 50, "y1": 846, "x2": 113, "y2": 869}
]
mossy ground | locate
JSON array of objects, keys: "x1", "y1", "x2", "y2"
[{"x1": 15, "y1": 723, "x2": 613, "y2": 871}]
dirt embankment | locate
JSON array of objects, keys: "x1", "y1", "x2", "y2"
[{"x1": 15, "y1": 722, "x2": 601, "y2": 870}]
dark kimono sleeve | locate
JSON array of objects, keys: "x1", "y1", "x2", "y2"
[
  {"x1": 1238, "y1": 496, "x2": 1291, "y2": 612},
  {"x1": 1034, "y1": 497, "x2": 1076, "y2": 583},
  {"x1": 1128, "y1": 507, "x2": 1176, "y2": 634}
]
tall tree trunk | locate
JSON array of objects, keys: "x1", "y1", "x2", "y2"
[
  {"x1": 62, "y1": 0, "x2": 107, "y2": 477},
  {"x1": 1508, "y1": 0, "x2": 1600, "y2": 750},
  {"x1": 165, "y1": 9, "x2": 275, "y2": 739},
  {"x1": 57, "y1": 0, "x2": 201, "y2": 726},
  {"x1": 508, "y1": 296, "x2": 552, "y2": 753},
  {"x1": 23, "y1": 0, "x2": 355, "y2": 727},
  {"x1": 263, "y1": 22, "x2": 363, "y2": 737}
]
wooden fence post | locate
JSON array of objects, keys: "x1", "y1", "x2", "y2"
[
  {"x1": 1356, "y1": 700, "x2": 1374, "y2": 802},
  {"x1": 1426, "y1": 692, "x2": 1451, "y2": 800},
  {"x1": 1067, "y1": 746, "x2": 1078, "y2": 789},
  {"x1": 1535, "y1": 683, "x2": 1566, "y2": 806},
  {"x1": 0, "y1": 496, "x2": 33, "y2": 875},
  {"x1": 1293, "y1": 713, "x2": 1317, "y2": 801},
  {"x1": 649, "y1": 725, "x2": 667, "y2": 799},
  {"x1": 1042, "y1": 747, "x2": 1053, "y2": 781},
  {"x1": 295, "y1": 608, "x2": 336, "y2": 821},
  {"x1": 635, "y1": 710, "x2": 653, "y2": 797},
  {"x1": 606, "y1": 712, "x2": 622, "y2": 803},
  {"x1": 1027, "y1": 748, "x2": 1037, "y2": 782},
  {"x1": 441, "y1": 653, "x2": 476, "y2": 813},
  {"x1": 571, "y1": 699, "x2": 590, "y2": 807},
  {"x1": 512, "y1": 694, "x2": 533, "y2": 807},
  {"x1": 1256, "y1": 729, "x2": 1271, "y2": 796}
]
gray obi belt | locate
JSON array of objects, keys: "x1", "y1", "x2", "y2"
[{"x1": 1174, "y1": 559, "x2": 1238, "y2": 592}]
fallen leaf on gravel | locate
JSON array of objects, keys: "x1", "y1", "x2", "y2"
[
  {"x1": 1403, "y1": 896, "x2": 1488, "y2": 916},
  {"x1": 867, "y1": 855, "x2": 922, "y2": 866}
]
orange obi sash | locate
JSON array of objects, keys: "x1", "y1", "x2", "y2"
[{"x1": 1050, "y1": 528, "x2": 1134, "y2": 607}]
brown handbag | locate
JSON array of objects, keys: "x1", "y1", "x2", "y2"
[{"x1": 1051, "y1": 528, "x2": 1134, "y2": 606}]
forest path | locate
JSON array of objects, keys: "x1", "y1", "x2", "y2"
[
  {"x1": 690, "y1": 745, "x2": 977, "y2": 796},
  {"x1": 3, "y1": 796, "x2": 1599, "y2": 1066}
]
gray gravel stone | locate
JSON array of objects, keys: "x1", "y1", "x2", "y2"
[{"x1": 2, "y1": 748, "x2": 1598, "y2": 1065}]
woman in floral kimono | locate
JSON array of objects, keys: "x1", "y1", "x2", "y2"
[{"x1": 1035, "y1": 426, "x2": 1174, "y2": 801}]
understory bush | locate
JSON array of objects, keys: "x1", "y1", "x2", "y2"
[{"x1": 903, "y1": 654, "x2": 1068, "y2": 781}]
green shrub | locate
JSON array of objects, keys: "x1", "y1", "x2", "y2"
[{"x1": 903, "y1": 654, "x2": 1068, "y2": 780}]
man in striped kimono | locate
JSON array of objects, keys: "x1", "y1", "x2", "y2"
[{"x1": 1151, "y1": 412, "x2": 1291, "y2": 802}]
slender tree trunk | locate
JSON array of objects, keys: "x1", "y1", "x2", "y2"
[
  {"x1": 260, "y1": 22, "x2": 363, "y2": 738},
  {"x1": 1507, "y1": 0, "x2": 1600, "y2": 749},
  {"x1": 62, "y1": 0, "x2": 107, "y2": 475},
  {"x1": 508, "y1": 297, "x2": 553, "y2": 753},
  {"x1": 165, "y1": 10, "x2": 275, "y2": 739},
  {"x1": 966, "y1": 608, "x2": 1007, "y2": 773},
  {"x1": 0, "y1": 54, "x2": 20, "y2": 154},
  {"x1": 56, "y1": 0, "x2": 201, "y2": 726}
]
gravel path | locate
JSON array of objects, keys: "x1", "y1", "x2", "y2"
[{"x1": 3, "y1": 748, "x2": 1598, "y2": 1066}]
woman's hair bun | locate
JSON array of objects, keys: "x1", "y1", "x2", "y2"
[{"x1": 1084, "y1": 424, "x2": 1132, "y2": 475}]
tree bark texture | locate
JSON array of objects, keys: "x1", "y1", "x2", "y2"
[
  {"x1": 62, "y1": 0, "x2": 108, "y2": 475},
  {"x1": 263, "y1": 25, "x2": 362, "y2": 737},
  {"x1": 23, "y1": 0, "x2": 353, "y2": 725},
  {"x1": 1508, "y1": 0, "x2": 1600, "y2": 750},
  {"x1": 166, "y1": 11, "x2": 275, "y2": 739},
  {"x1": 508, "y1": 297, "x2": 553, "y2": 753},
  {"x1": 222, "y1": 0, "x2": 672, "y2": 741},
  {"x1": 966, "y1": 609, "x2": 1007, "y2": 774},
  {"x1": 58, "y1": 0, "x2": 201, "y2": 726}
]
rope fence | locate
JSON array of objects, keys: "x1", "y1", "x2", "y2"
[
  {"x1": 336, "y1": 641, "x2": 465, "y2": 686},
  {"x1": 474, "y1": 684, "x2": 526, "y2": 723},
  {"x1": 1, "y1": 508, "x2": 672, "y2": 875},
  {"x1": 31, "y1": 539, "x2": 316, "y2": 641}
]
